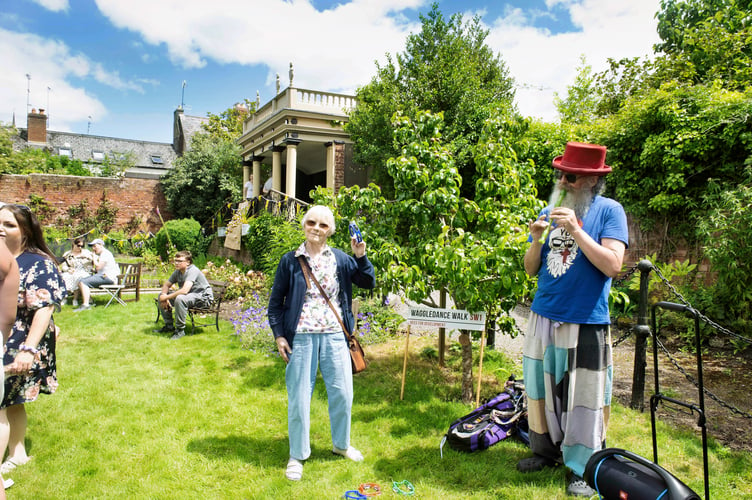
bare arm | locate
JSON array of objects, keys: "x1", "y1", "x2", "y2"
[
  {"x1": 158, "y1": 280, "x2": 194, "y2": 310},
  {"x1": 0, "y1": 240, "x2": 20, "y2": 341},
  {"x1": 9, "y1": 304, "x2": 54, "y2": 374}
]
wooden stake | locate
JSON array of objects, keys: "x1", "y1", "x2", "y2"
[
  {"x1": 475, "y1": 328, "x2": 487, "y2": 407},
  {"x1": 400, "y1": 324, "x2": 411, "y2": 400}
]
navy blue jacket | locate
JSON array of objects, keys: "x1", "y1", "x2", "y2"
[{"x1": 268, "y1": 248, "x2": 375, "y2": 347}]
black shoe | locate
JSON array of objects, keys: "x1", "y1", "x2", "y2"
[
  {"x1": 517, "y1": 454, "x2": 559, "y2": 473},
  {"x1": 153, "y1": 326, "x2": 175, "y2": 334},
  {"x1": 170, "y1": 330, "x2": 186, "y2": 340}
]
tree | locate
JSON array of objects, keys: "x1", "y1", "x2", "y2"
[
  {"x1": 346, "y1": 3, "x2": 515, "y2": 198},
  {"x1": 202, "y1": 98, "x2": 256, "y2": 142},
  {"x1": 594, "y1": 82, "x2": 752, "y2": 252},
  {"x1": 162, "y1": 99, "x2": 256, "y2": 225},
  {"x1": 161, "y1": 133, "x2": 242, "y2": 225},
  {"x1": 316, "y1": 110, "x2": 542, "y2": 402},
  {"x1": 554, "y1": 55, "x2": 599, "y2": 125},
  {"x1": 655, "y1": 0, "x2": 752, "y2": 90}
]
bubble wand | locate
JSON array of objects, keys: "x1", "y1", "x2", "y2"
[{"x1": 538, "y1": 189, "x2": 567, "y2": 244}]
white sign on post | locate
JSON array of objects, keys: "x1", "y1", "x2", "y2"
[
  {"x1": 406, "y1": 306, "x2": 486, "y2": 331},
  {"x1": 400, "y1": 306, "x2": 489, "y2": 403}
]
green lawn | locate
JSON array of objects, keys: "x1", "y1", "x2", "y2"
[{"x1": 6, "y1": 295, "x2": 752, "y2": 499}]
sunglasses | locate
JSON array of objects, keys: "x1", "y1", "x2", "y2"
[
  {"x1": 555, "y1": 171, "x2": 580, "y2": 183},
  {"x1": 75, "y1": 243, "x2": 84, "y2": 247},
  {"x1": 305, "y1": 219, "x2": 330, "y2": 230}
]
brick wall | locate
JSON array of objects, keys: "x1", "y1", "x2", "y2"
[
  {"x1": 334, "y1": 142, "x2": 345, "y2": 192},
  {"x1": 0, "y1": 173, "x2": 170, "y2": 232}
]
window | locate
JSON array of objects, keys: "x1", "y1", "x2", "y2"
[
  {"x1": 59, "y1": 147, "x2": 72, "y2": 157},
  {"x1": 92, "y1": 150, "x2": 105, "y2": 161},
  {"x1": 150, "y1": 155, "x2": 163, "y2": 165},
  {"x1": 111, "y1": 152, "x2": 127, "y2": 162}
]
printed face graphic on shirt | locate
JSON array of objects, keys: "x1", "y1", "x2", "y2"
[{"x1": 546, "y1": 226, "x2": 578, "y2": 278}]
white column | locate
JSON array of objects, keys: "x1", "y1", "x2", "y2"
[
  {"x1": 242, "y1": 161, "x2": 250, "y2": 186},
  {"x1": 285, "y1": 139, "x2": 301, "y2": 200},
  {"x1": 325, "y1": 142, "x2": 335, "y2": 191},
  {"x1": 272, "y1": 146, "x2": 283, "y2": 193},
  {"x1": 252, "y1": 158, "x2": 262, "y2": 196}
]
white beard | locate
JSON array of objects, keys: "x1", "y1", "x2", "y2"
[{"x1": 548, "y1": 184, "x2": 594, "y2": 220}]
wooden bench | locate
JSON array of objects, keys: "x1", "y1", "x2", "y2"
[
  {"x1": 155, "y1": 279, "x2": 229, "y2": 335},
  {"x1": 90, "y1": 262, "x2": 142, "y2": 306}
]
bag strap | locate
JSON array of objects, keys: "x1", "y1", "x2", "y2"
[{"x1": 297, "y1": 255, "x2": 354, "y2": 341}]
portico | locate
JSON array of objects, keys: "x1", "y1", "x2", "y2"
[{"x1": 237, "y1": 72, "x2": 362, "y2": 203}]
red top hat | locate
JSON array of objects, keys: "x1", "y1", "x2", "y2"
[{"x1": 552, "y1": 142, "x2": 611, "y2": 176}]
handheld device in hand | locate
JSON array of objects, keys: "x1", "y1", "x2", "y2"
[{"x1": 348, "y1": 222, "x2": 363, "y2": 243}]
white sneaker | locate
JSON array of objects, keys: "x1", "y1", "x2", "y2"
[{"x1": 3, "y1": 477, "x2": 13, "y2": 489}]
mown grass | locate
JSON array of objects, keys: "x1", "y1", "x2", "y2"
[{"x1": 6, "y1": 295, "x2": 752, "y2": 499}]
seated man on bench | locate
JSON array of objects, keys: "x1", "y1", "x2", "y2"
[
  {"x1": 154, "y1": 251, "x2": 214, "y2": 340},
  {"x1": 75, "y1": 238, "x2": 119, "y2": 312}
]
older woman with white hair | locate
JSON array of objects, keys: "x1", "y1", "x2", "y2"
[{"x1": 268, "y1": 205, "x2": 375, "y2": 481}]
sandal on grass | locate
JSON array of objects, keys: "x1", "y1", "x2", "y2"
[
  {"x1": 0, "y1": 457, "x2": 31, "y2": 475},
  {"x1": 332, "y1": 446, "x2": 364, "y2": 462},
  {"x1": 516, "y1": 454, "x2": 558, "y2": 473},
  {"x1": 285, "y1": 458, "x2": 303, "y2": 481}
]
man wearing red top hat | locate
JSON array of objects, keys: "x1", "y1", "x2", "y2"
[{"x1": 518, "y1": 142, "x2": 629, "y2": 496}]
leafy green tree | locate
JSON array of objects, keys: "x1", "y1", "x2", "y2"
[
  {"x1": 554, "y1": 55, "x2": 599, "y2": 125},
  {"x1": 509, "y1": 118, "x2": 584, "y2": 202},
  {"x1": 595, "y1": 82, "x2": 752, "y2": 251},
  {"x1": 161, "y1": 133, "x2": 242, "y2": 225},
  {"x1": 316, "y1": 110, "x2": 542, "y2": 402},
  {"x1": 346, "y1": 3, "x2": 515, "y2": 198},
  {"x1": 696, "y1": 167, "x2": 752, "y2": 334},
  {"x1": 203, "y1": 98, "x2": 256, "y2": 142},
  {"x1": 655, "y1": 0, "x2": 752, "y2": 89}
]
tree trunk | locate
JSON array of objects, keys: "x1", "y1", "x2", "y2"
[{"x1": 459, "y1": 331, "x2": 474, "y2": 403}]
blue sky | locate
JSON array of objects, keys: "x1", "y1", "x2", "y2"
[{"x1": 1, "y1": 0, "x2": 661, "y2": 144}]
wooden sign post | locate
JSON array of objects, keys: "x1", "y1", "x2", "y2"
[{"x1": 400, "y1": 307, "x2": 486, "y2": 400}]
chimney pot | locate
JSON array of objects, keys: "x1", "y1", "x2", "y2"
[{"x1": 27, "y1": 109, "x2": 48, "y2": 144}]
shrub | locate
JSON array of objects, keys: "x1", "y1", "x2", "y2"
[
  {"x1": 696, "y1": 172, "x2": 752, "y2": 338},
  {"x1": 202, "y1": 259, "x2": 267, "y2": 301},
  {"x1": 154, "y1": 218, "x2": 206, "y2": 260},
  {"x1": 242, "y1": 212, "x2": 303, "y2": 277},
  {"x1": 355, "y1": 295, "x2": 405, "y2": 345}
]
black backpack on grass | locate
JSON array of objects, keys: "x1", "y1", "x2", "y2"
[{"x1": 440, "y1": 378, "x2": 528, "y2": 457}]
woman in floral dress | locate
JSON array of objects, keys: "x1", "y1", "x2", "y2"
[
  {"x1": 60, "y1": 236, "x2": 96, "y2": 305},
  {"x1": 0, "y1": 204, "x2": 65, "y2": 476}
]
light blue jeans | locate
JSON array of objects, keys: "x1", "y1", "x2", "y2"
[{"x1": 286, "y1": 332, "x2": 353, "y2": 461}]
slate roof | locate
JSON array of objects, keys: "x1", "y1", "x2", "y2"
[{"x1": 13, "y1": 108, "x2": 209, "y2": 180}]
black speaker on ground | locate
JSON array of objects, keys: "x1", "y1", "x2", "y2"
[{"x1": 584, "y1": 448, "x2": 700, "y2": 500}]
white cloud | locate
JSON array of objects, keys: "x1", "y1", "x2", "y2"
[
  {"x1": 483, "y1": 0, "x2": 661, "y2": 121},
  {"x1": 93, "y1": 0, "x2": 425, "y2": 93},
  {"x1": 29, "y1": 0, "x2": 70, "y2": 12},
  {"x1": 0, "y1": 29, "x2": 131, "y2": 131}
]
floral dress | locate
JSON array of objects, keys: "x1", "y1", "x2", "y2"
[
  {"x1": 2, "y1": 252, "x2": 66, "y2": 408},
  {"x1": 61, "y1": 248, "x2": 96, "y2": 293}
]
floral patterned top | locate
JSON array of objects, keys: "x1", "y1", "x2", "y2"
[
  {"x1": 2, "y1": 251, "x2": 66, "y2": 408},
  {"x1": 294, "y1": 242, "x2": 343, "y2": 334}
]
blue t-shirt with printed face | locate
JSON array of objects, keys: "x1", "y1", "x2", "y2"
[{"x1": 530, "y1": 195, "x2": 629, "y2": 325}]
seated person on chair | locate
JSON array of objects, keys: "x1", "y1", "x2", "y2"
[
  {"x1": 61, "y1": 237, "x2": 97, "y2": 306},
  {"x1": 155, "y1": 251, "x2": 213, "y2": 340},
  {"x1": 75, "y1": 238, "x2": 119, "y2": 312}
]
